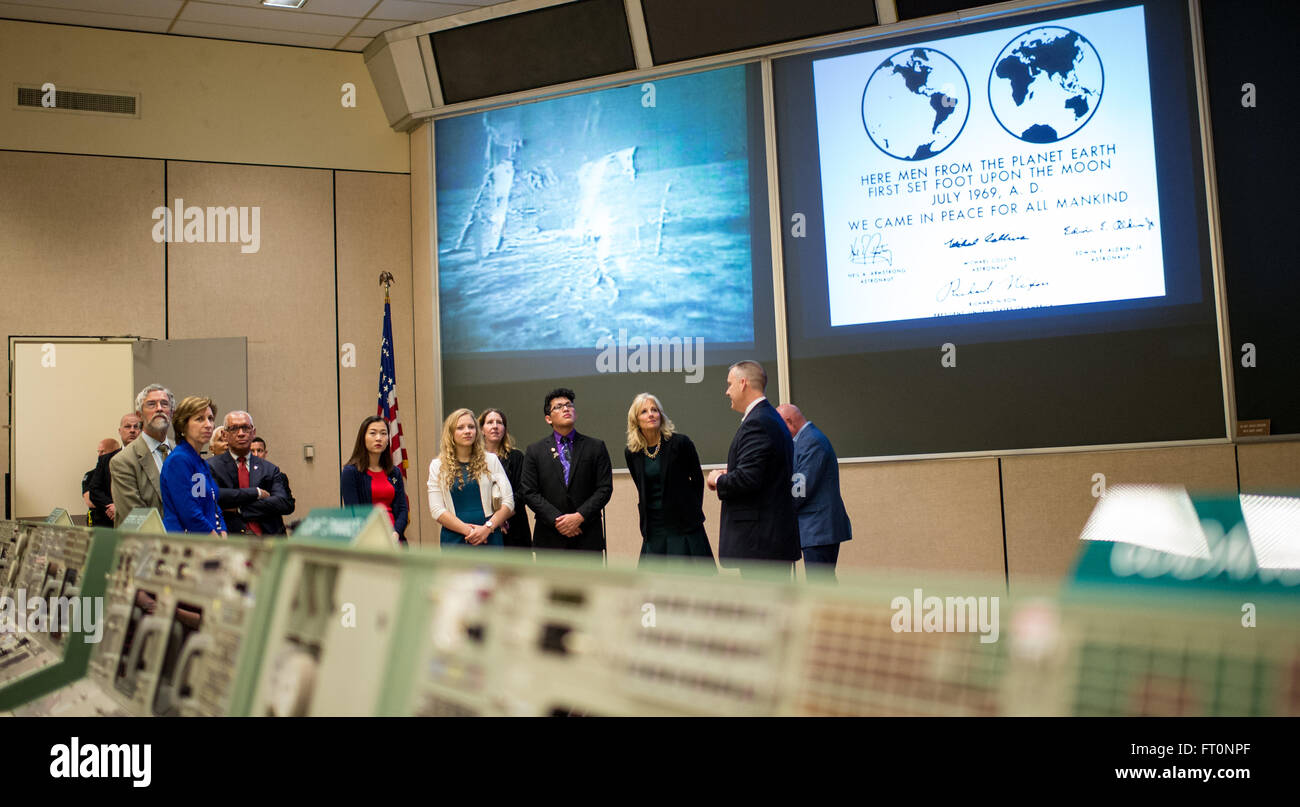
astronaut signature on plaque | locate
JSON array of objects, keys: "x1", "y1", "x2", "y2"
[{"x1": 849, "y1": 231, "x2": 892, "y2": 266}]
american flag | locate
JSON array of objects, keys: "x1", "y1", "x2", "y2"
[{"x1": 378, "y1": 289, "x2": 407, "y2": 478}]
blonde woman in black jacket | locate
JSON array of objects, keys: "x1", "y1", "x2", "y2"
[{"x1": 623, "y1": 392, "x2": 716, "y2": 571}]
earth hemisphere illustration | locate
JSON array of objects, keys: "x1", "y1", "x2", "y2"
[
  {"x1": 989, "y1": 26, "x2": 1104, "y2": 144},
  {"x1": 861, "y1": 47, "x2": 971, "y2": 161}
]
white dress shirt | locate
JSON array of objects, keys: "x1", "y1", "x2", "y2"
[
  {"x1": 141, "y1": 432, "x2": 175, "y2": 473},
  {"x1": 742, "y1": 396, "x2": 768, "y2": 421}
]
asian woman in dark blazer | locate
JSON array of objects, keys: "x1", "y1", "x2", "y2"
[
  {"x1": 340, "y1": 415, "x2": 409, "y2": 545},
  {"x1": 623, "y1": 392, "x2": 716, "y2": 571}
]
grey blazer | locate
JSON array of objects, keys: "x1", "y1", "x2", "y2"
[{"x1": 109, "y1": 435, "x2": 166, "y2": 526}]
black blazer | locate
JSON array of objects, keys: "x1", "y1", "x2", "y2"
[
  {"x1": 716, "y1": 400, "x2": 801, "y2": 563},
  {"x1": 520, "y1": 431, "x2": 613, "y2": 552},
  {"x1": 624, "y1": 432, "x2": 707, "y2": 539},
  {"x1": 340, "y1": 464, "x2": 409, "y2": 537},
  {"x1": 207, "y1": 452, "x2": 296, "y2": 535},
  {"x1": 500, "y1": 448, "x2": 532, "y2": 548},
  {"x1": 87, "y1": 448, "x2": 120, "y2": 526}
]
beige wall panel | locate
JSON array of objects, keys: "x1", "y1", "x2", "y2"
[
  {"x1": 411, "y1": 123, "x2": 439, "y2": 548},
  {"x1": 0, "y1": 151, "x2": 163, "y2": 518},
  {"x1": 835, "y1": 458, "x2": 1005, "y2": 578},
  {"x1": 605, "y1": 475, "x2": 640, "y2": 564},
  {"x1": 0, "y1": 20, "x2": 407, "y2": 173},
  {"x1": 1237, "y1": 441, "x2": 1300, "y2": 495},
  {"x1": 588, "y1": 457, "x2": 1006, "y2": 578},
  {"x1": 335, "y1": 171, "x2": 416, "y2": 538},
  {"x1": 614, "y1": 456, "x2": 1005, "y2": 578},
  {"x1": 164, "y1": 161, "x2": 337, "y2": 529},
  {"x1": 1002, "y1": 444, "x2": 1238, "y2": 587}
]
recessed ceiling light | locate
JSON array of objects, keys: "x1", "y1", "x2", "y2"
[{"x1": 262, "y1": 0, "x2": 308, "y2": 8}]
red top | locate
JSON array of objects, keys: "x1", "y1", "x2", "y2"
[{"x1": 367, "y1": 470, "x2": 396, "y2": 528}]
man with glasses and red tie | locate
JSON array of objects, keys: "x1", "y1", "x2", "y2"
[
  {"x1": 206, "y1": 410, "x2": 295, "y2": 536},
  {"x1": 520, "y1": 388, "x2": 613, "y2": 554}
]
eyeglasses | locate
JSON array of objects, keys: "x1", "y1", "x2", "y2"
[
  {"x1": 227, "y1": 425, "x2": 254, "y2": 433},
  {"x1": 550, "y1": 402, "x2": 576, "y2": 413}
]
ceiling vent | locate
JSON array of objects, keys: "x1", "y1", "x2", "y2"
[{"x1": 15, "y1": 85, "x2": 139, "y2": 117}]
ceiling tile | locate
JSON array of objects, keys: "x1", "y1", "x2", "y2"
[
  {"x1": 168, "y1": 19, "x2": 344, "y2": 48},
  {"x1": 347, "y1": 17, "x2": 406, "y2": 37},
  {"x1": 179, "y1": 1, "x2": 358, "y2": 35},
  {"x1": 336, "y1": 35, "x2": 373, "y2": 51},
  {"x1": 2, "y1": 0, "x2": 183, "y2": 16},
  {"x1": 370, "y1": 0, "x2": 479, "y2": 23},
  {"x1": 194, "y1": 0, "x2": 383, "y2": 17},
  {"x1": 0, "y1": 3, "x2": 174, "y2": 31}
]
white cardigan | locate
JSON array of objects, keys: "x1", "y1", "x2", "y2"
[{"x1": 427, "y1": 453, "x2": 514, "y2": 524}]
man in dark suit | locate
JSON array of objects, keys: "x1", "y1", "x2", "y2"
[
  {"x1": 778, "y1": 404, "x2": 852, "y2": 580},
  {"x1": 707, "y1": 360, "x2": 801, "y2": 577},
  {"x1": 206, "y1": 410, "x2": 294, "y2": 535},
  {"x1": 520, "y1": 388, "x2": 613, "y2": 553},
  {"x1": 88, "y1": 413, "x2": 142, "y2": 526}
]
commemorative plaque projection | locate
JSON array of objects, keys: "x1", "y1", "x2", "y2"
[
  {"x1": 817, "y1": 6, "x2": 1160, "y2": 325},
  {"x1": 775, "y1": 0, "x2": 1222, "y2": 455}
]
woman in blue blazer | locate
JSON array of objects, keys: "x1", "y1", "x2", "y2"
[
  {"x1": 340, "y1": 415, "x2": 409, "y2": 545},
  {"x1": 160, "y1": 396, "x2": 226, "y2": 536}
]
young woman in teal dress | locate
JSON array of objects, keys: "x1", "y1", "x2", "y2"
[
  {"x1": 624, "y1": 393, "x2": 716, "y2": 571},
  {"x1": 426, "y1": 408, "x2": 514, "y2": 548}
]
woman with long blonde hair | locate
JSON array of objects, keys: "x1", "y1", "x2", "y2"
[
  {"x1": 427, "y1": 408, "x2": 513, "y2": 547},
  {"x1": 624, "y1": 392, "x2": 715, "y2": 570}
]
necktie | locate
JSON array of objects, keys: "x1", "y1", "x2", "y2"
[
  {"x1": 158, "y1": 443, "x2": 170, "y2": 458},
  {"x1": 558, "y1": 436, "x2": 572, "y2": 486},
  {"x1": 238, "y1": 456, "x2": 263, "y2": 535}
]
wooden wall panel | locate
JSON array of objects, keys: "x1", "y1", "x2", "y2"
[
  {"x1": 836, "y1": 458, "x2": 1005, "y2": 577},
  {"x1": 1001, "y1": 444, "x2": 1238, "y2": 587},
  {"x1": 164, "y1": 161, "x2": 338, "y2": 528},
  {"x1": 608, "y1": 453, "x2": 1005, "y2": 579},
  {"x1": 605, "y1": 474, "x2": 641, "y2": 565},
  {"x1": 335, "y1": 171, "x2": 416, "y2": 539},
  {"x1": 410, "y1": 123, "x2": 440, "y2": 548},
  {"x1": 0, "y1": 20, "x2": 407, "y2": 173},
  {"x1": 1237, "y1": 441, "x2": 1300, "y2": 495},
  {"x1": 0, "y1": 151, "x2": 163, "y2": 518}
]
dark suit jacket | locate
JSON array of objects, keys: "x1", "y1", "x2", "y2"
[
  {"x1": 716, "y1": 399, "x2": 801, "y2": 564},
  {"x1": 87, "y1": 448, "x2": 120, "y2": 526},
  {"x1": 520, "y1": 431, "x2": 613, "y2": 551},
  {"x1": 501, "y1": 448, "x2": 532, "y2": 548},
  {"x1": 792, "y1": 422, "x2": 852, "y2": 549},
  {"x1": 340, "y1": 464, "x2": 409, "y2": 537},
  {"x1": 624, "y1": 432, "x2": 707, "y2": 539},
  {"x1": 207, "y1": 452, "x2": 295, "y2": 535},
  {"x1": 110, "y1": 435, "x2": 167, "y2": 526}
]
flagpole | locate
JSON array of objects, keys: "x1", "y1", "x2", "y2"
[{"x1": 377, "y1": 271, "x2": 407, "y2": 482}]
